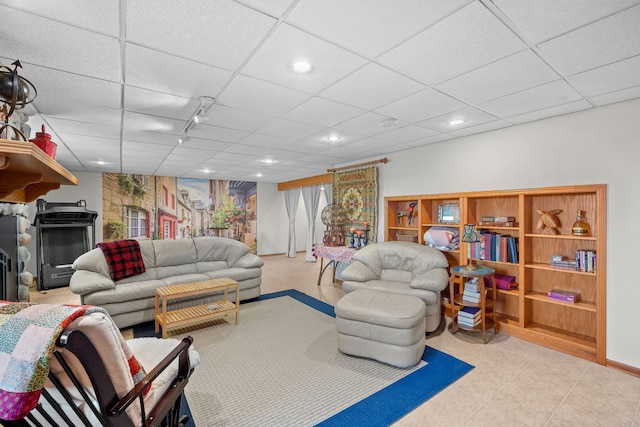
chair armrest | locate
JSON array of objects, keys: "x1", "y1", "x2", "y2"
[
  {"x1": 109, "y1": 336, "x2": 194, "y2": 417},
  {"x1": 233, "y1": 253, "x2": 264, "y2": 268},
  {"x1": 341, "y1": 261, "x2": 379, "y2": 282},
  {"x1": 69, "y1": 270, "x2": 115, "y2": 295},
  {"x1": 410, "y1": 268, "x2": 449, "y2": 292}
]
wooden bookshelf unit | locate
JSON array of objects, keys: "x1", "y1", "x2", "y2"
[{"x1": 385, "y1": 184, "x2": 607, "y2": 365}]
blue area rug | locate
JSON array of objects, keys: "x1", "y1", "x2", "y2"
[{"x1": 134, "y1": 290, "x2": 474, "y2": 426}]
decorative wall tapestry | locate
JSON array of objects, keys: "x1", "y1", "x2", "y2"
[{"x1": 332, "y1": 166, "x2": 378, "y2": 242}]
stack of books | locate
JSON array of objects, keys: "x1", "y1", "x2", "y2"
[
  {"x1": 548, "y1": 289, "x2": 580, "y2": 303},
  {"x1": 477, "y1": 215, "x2": 518, "y2": 227},
  {"x1": 462, "y1": 278, "x2": 482, "y2": 304},
  {"x1": 457, "y1": 306, "x2": 481, "y2": 328}
]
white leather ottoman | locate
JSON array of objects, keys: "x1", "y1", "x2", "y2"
[{"x1": 335, "y1": 289, "x2": 426, "y2": 368}]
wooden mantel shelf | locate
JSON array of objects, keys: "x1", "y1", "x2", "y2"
[{"x1": 0, "y1": 138, "x2": 78, "y2": 203}]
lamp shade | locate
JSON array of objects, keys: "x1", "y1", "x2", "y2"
[{"x1": 462, "y1": 224, "x2": 481, "y2": 243}]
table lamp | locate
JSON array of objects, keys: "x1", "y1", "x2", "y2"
[{"x1": 462, "y1": 224, "x2": 481, "y2": 270}]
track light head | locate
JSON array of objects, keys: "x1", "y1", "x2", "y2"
[{"x1": 178, "y1": 135, "x2": 190, "y2": 144}]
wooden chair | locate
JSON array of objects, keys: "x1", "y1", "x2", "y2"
[{"x1": 1, "y1": 309, "x2": 199, "y2": 427}]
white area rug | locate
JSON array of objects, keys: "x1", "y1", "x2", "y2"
[{"x1": 180, "y1": 295, "x2": 424, "y2": 426}]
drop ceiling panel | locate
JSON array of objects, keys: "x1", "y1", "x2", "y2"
[
  {"x1": 123, "y1": 129, "x2": 182, "y2": 146},
  {"x1": 124, "y1": 86, "x2": 194, "y2": 120},
  {"x1": 287, "y1": 0, "x2": 469, "y2": 57},
  {"x1": 36, "y1": 97, "x2": 121, "y2": 127},
  {"x1": 282, "y1": 140, "x2": 332, "y2": 154},
  {"x1": 44, "y1": 118, "x2": 121, "y2": 140},
  {"x1": 591, "y1": 85, "x2": 640, "y2": 107},
  {"x1": 375, "y1": 88, "x2": 466, "y2": 123},
  {"x1": 122, "y1": 112, "x2": 182, "y2": 134},
  {"x1": 435, "y1": 49, "x2": 559, "y2": 104},
  {"x1": 492, "y1": 0, "x2": 640, "y2": 43},
  {"x1": 479, "y1": 79, "x2": 583, "y2": 118},
  {"x1": 126, "y1": 0, "x2": 276, "y2": 70},
  {"x1": 449, "y1": 119, "x2": 513, "y2": 137},
  {"x1": 122, "y1": 140, "x2": 174, "y2": 154},
  {"x1": 378, "y1": 1, "x2": 526, "y2": 85},
  {"x1": 0, "y1": 0, "x2": 120, "y2": 36},
  {"x1": 507, "y1": 99, "x2": 593, "y2": 124},
  {"x1": 0, "y1": 5, "x2": 121, "y2": 81},
  {"x1": 284, "y1": 97, "x2": 364, "y2": 127},
  {"x1": 319, "y1": 63, "x2": 425, "y2": 110},
  {"x1": 125, "y1": 44, "x2": 234, "y2": 99},
  {"x1": 238, "y1": 133, "x2": 294, "y2": 149},
  {"x1": 206, "y1": 105, "x2": 275, "y2": 132},
  {"x1": 188, "y1": 125, "x2": 249, "y2": 143},
  {"x1": 376, "y1": 125, "x2": 439, "y2": 143},
  {"x1": 538, "y1": 5, "x2": 640, "y2": 76},
  {"x1": 242, "y1": 23, "x2": 368, "y2": 94},
  {"x1": 217, "y1": 75, "x2": 310, "y2": 116},
  {"x1": 334, "y1": 112, "x2": 401, "y2": 137},
  {"x1": 568, "y1": 55, "x2": 640, "y2": 97},
  {"x1": 256, "y1": 118, "x2": 324, "y2": 139},
  {"x1": 417, "y1": 107, "x2": 499, "y2": 133},
  {"x1": 235, "y1": 0, "x2": 297, "y2": 16}
]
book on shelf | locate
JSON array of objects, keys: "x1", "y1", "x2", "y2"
[
  {"x1": 494, "y1": 216, "x2": 516, "y2": 223},
  {"x1": 462, "y1": 290, "x2": 481, "y2": 303},
  {"x1": 575, "y1": 249, "x2": 596, "y2": 273},
  {"x1": 547, "y1": 289, "x2": 580, "y2": 303},
  {"x1": 458, "y1": 313, "x2": 481, "y2": 327},
  {"x1": 481, "y1": 216, "x2": 495, "y2": 222},
  {"x1": 477, "y1": 221, "x2": 519, "y2": 227},
  {"x1": 549, "y1": 260, "x2": 578, "y2": 270},
  {"x1": 457, "y1": 306, "x2": 481, "y2": 320}
]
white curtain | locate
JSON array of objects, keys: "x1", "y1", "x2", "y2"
[
  {"x1": 302, "y1": 185, "x2": 322, "y2": 262},
  {"x1": 284, "y1": 188, "x2": 300, "y2": 257},
  {"x1": 324, "y1": 183, "x2": 333, "y2": 206}
]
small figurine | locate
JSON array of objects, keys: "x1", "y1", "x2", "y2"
[
  {"x1": 407, "y1": 202, "x2": 417, "y2": 225},
  {"x1": 536, "y1": 209, "x2": 563, "y2": 235}
]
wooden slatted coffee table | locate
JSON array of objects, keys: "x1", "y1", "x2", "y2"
[{"x1": 155, "y1": 278, "x2": 239, "y2": 338}]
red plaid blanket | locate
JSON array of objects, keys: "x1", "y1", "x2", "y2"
[{"x1": 96, "y1": 239, "x2": 146, "y2": 281}]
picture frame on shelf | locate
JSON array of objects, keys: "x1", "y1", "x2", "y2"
[{"x1": 438, "y1": 203, "x2": 460, "y2": 224}]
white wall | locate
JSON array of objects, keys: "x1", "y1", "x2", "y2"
[{"x1": 27, "y1": 98, "x2": 639, "y2": 369}]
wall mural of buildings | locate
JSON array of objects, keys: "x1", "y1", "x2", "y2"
[{"x1": 102, "y1": 173, "x2": 257, "y2": 253}]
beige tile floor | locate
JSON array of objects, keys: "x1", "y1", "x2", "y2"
[{"x1": 31, "y1": 253, "x2": 640, "y2": 426}]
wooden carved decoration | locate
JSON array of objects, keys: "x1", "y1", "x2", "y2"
[{"x1": 536, "y1": 209, "x2": 562, "y2": 235}]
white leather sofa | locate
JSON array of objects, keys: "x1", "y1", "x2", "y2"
[
  {"x1": 340, "y1": 241, "x2": 449, "y2": 332},
  {"x1": 70, "y1": 237, "x2": 263, "y2": 329}
]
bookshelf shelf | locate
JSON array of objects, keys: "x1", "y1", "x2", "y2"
[{"x1": 384, "y1": 184, "x2": 606, "y2": 365}]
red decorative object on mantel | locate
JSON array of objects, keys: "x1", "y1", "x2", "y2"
[{"x1": 29, "y1": 124, "x2": 57, "y2": 159}]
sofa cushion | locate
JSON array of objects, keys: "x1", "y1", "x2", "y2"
[
  {"x1": 161, "y1": 274, "x2": 210, "y2": 286},
  {"x1": 154, "y1": 239, "x2": 197, "y2": 267},
  {"x1": 205, "y1": 267, "x2": 262, "y2": 283},
  {"x1": 193, "y1": 236, "x2": 249, "y2": 267},
  {"x1": 380, "y1": 269, "x2": 412, "y2": 283},
  {"x1": 72, "y1": 248, "x2": 111, "y2": 278},
  {"x1": 342, "y1": 280, "x2": 440, "y2": 305},
  {"x1": 82, "y1": 279, "x2": 167, "y2": 305}
]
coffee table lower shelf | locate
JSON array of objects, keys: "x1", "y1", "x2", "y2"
[{"x1": 155, "y1": 278, "x2": 239, "y2": 338}]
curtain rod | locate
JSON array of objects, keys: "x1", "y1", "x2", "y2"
[{"x1": 327, "y1": 157, "x2": 388, "y2": 173}]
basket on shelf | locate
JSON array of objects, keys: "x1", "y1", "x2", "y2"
[{"x1": 396, "y1": 232, "x2": 418, "y2": 243}]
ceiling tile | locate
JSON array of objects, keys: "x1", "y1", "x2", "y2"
[
  {"x1": 123, "y1": 140, "x2": 174, "y2": 154},
  {"x1": 238, "y1": 133, "x2": 294, "y2": 148},
  {"x1": 507, "y1": 99, "x2": 593, "y2": 124},
  {"x1": 242, "y1": 23, "x2": 368, "y2": 94},
  {"x1": 538, "y1": 5, "x2": 640, "y2": 76},
  {"x1": 188, "y1": 124, "x2": 250, "y2": 143},
  {"x1": 319, "y1": 63, "x2": 425, "y2": 110},
  {"x1": 375, "y1": 88, "x2": 467, "y2": 123},
  {"x1": 206, "y1": 104, "x2": 275, "y2": 132},
  {"x1": 590, "y1": 86, "x2": 640, "y2": 107},
  {"x1": 0, "y1": 5, "x2": 121, "y2": 81},
  {"x1": 217, "y1": 74, "x2": 310, "y2": 116},
  {"x1": 235, "y1": 0, "x2": 298, "y2": 16},
  {"x1": 123, "y1": 129, "x2": 182, "y2": 146},
  {"x1": 449, "y1": 119, "x2": 513, "y2": 137},
  {"x1": 417, "y1": 107, "x2": 499, "y2": 133},
  {"x1": 492, "y1": 0, "x2": 640, "y2": 43},
  {"x1": 36, "y1": 97, "x2": 121, "y2": 127},
  {"x1": 125, "y1": 44, "x2": 233, "y2": 99},
  {"x1": 376, "y1": 125, "x2": 438, "y2": 143},
  {"x1": 287, "y1": 0, "x2": 469, "y2": 57},
  {"x1": 44, "y1": 118, "x2": 121, "y2": 140},
  {"x1": 568, "y1": 55, "x2": 640, "y2": 98},
  {"x1": 124, "y1": 86, "x2": 194, "y2": 120},
  {"x1": 284, "y1": 97, "x2": 364, "y2": 127},
  {"x1": 334, "y1": 112, "x2": 401, "y2": 136},
  {"x1": 126, "y1": 0, "x2": 276, "y2": 70},
  {"x1": 479, "y1": 79, "x2": 583, "y2": 118},
  {"x1": 256, "y1": 118, "x2": 324, "y2": 139},
  {"x1": 378, "y1": 1, "x2": 526, "y2": 85},
  {"x1": 435, "y1": 49, "x2": 559, "y2": 104},
  {"x1": 122, "y1": 111, "x2": 182, "y2": 134}
]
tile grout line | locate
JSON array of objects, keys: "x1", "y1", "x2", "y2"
[{"x1": 543, "y1": 361, "x2": 590, "y2": 426}]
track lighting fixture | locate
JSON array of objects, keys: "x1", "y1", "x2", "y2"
[{"x1": 179, "y1": 96, "x2": 215, "y2": 144}]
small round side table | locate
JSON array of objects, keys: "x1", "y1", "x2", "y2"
[{"x1": 449, "y1": 265, "x2": 498, "y2": 344}]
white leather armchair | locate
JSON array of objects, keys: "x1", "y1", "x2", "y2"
[{"x1": 341, "y1": 241, "x2": 450, "y2": 332}]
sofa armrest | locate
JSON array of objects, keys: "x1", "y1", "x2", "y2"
[
  {"x1": 410, "y1": 268, "x2": 449, "y2": 292},
  {"x1": 232, "y1": 253, "x2": 264, "y2": 269},
  {"x1": 70, "y1": 270, "x2": 116, "y2": 295},
  {"x1": 341, "y1": 261, "x2": 379, "y2": 282}
]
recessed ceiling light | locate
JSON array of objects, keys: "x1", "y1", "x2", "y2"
[
  {"x1": 292, "y1": 61, "x2": 312, "y2": 73},
  {"x1": 449, "y1": 119, "x2": 465, "y2": 126},
  {"x1": 262, "y1": 158, "x2": 275, "y2": 164},
  {"x1": 95, "y1": 160, "x2": 107, "y2": 165},
  {"x1": 327, "y1": 135, "x2": 341, "y2": 143},
  {"x1": 256, "y1": 173, "x2": 263, "y2": 177}
]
